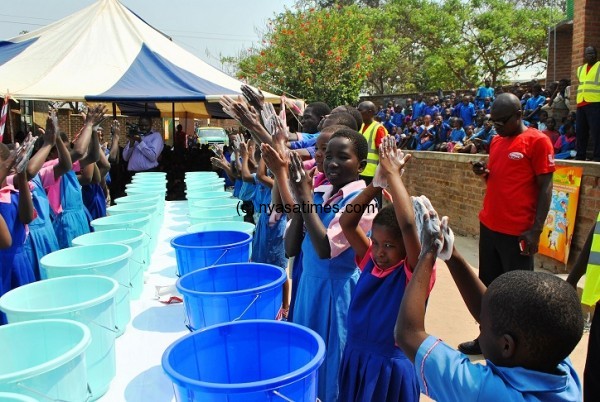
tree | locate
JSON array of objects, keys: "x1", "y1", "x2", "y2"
[
  {"x1": 237, "y1": 5, "x2": 373, "y2": 106},
  {"x1": 410, "y1": 0, "x2": 564, "y2": 88}
]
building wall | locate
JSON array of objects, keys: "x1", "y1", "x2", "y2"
[
  {"x1": 570, "y1": 0, "x2": 600, "y2": 105},
  {"x1": 547, "y1": 23, "x2": 573, "y2": 84},
  {"x1": 401, "y1": 151, "x2": 600, "y2": 274}
]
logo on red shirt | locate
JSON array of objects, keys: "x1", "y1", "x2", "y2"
[{"x1": 508, "y1": 152, "x2": 524, "y2": 160}]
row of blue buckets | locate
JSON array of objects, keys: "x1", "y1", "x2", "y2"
[
  {"x1": 0, "y1": 171, "x2": 325, "y2": 402},
  {"x1": 160, "y1": 172, "x2": 325, "y2": 401},
  {"x1": 0, "y1": 171, "x2": 167, "y2": 401}
]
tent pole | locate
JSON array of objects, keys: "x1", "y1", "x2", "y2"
[
  {"x1": 112, "y1": 102, "x2": 116, "y2": 119},
  {"x1": 172, "y1": 102, "x2": 175, "y2": 141}
]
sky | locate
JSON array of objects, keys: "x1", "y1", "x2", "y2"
[{"x1": 0, "y1": 0, "x2": 296, "y2": 71}]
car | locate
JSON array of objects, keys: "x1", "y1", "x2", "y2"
[{"x1": 195, "y1": 127, "x2": 229, "y2": 146}]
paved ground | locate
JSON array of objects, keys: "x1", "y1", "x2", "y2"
[{"x1": 419, "y1": 235, "x2": 589, "y2": 401}]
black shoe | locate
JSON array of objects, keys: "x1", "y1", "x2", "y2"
[{"x1": 458, "y1": 339, "x2": 482, "y2": 355}]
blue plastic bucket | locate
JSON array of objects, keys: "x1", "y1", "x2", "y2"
[
  {"x1": 186, "y1": 177, "x2": 225, "y2": 186},
  {"x1": 114, "y1": 194, "x2": 164, "y2": 213},
  {"x1": 134, "y1": 172, "x2": 166, "y2": 179},
  {"x1": 189, "y1": 208, "x2": 243, "y2": 226},
  {"x1": 126, "y1": 187, "x2": 166, "y2": 198},
  {"x1": 187, "y1": 221, "x2": 255, "y2": 236},
  {"x1": 187, "y1": 191, "x2": 231, "y2": 201},
  {"x1": 40, "y1": 244, "x2": 133, "y2": 337},
  {"x1": 91, "y1": 212, "x2": 155, "y2": 254},
  {"x1": 171, "y1": 231, "x2": 252, "y2": 277},
  {"x1": 0, "y1": 276, "x2": 119, "y2": 399},
  {"x1": 0, "y1": 393, "x2": 37, "y2": 401},
  {"x1": 107, "y1": 203, "x2": 159, "y2": 249},
  {"x1": 0, "y1": 319, "x2": 91, "y2": 401},
  {"x1": 126, "y1": 182, "x2": 166, "y2": 191},
  {"x1": 162, "y1": 320, "x2": 325, "y2": 402},
  {"x1": 191, "y1": 198, "x2": 240, "y2": 210},
  {"x1": 186, "y1": 182, "x2": 224, "y2": 193},
  {"x1": 72, "y1": 229, "x2": 148, "y2": 299},
  {"x1": 177, "y1": 263, "x2": 286, "y2": 331},
  {"x1": 185, "y1": 172, "x2": 218, "y2": 178}
]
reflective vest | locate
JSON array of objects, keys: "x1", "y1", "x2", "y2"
[
  {"x1": 576, "y1": 62, "x2": 600, "y2": 104},
  {"x1": 360, "y1": 121, "x2": 384, "y2": 177},
  {"x1": 582, "y1": 212, "x2": 600, "y2": 306}
]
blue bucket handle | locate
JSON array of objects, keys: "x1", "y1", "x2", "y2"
[
  {"x1": 175, "y1": 247, "x2": 231, "y2": 278},
  {"x1": 18, "y1": 381, "x2": 93, "y2": 401},
  {"x1": 271, "y1": 390, "x2": 295, "y2": 401},
  {"x1": 183, "y1": 293, "x2": 261, "y2": 332},
  {"x1": 232, "y1": 293, "x2": 260, "y2": 321},
  {"x1": 73, "y1": 307, "x2": 120, "y2": 335}
]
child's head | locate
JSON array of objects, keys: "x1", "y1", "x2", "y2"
[
  {"x1": 315, "y1": 125, "x2": 345, "y2": 173},
  {"x1": 465, "y1": 125, "x2": 474, "y2": 136},
  {"x1": 545, "y1": 117, "x2": 556, "y2": 130},
  {"x1": 371, "y1": 205, "x2": 406, "y2": 269},
  {"x1": 320, "y1": 112, "x2": 358, "y2": 131},
  {"x1": 539, "y1": 110, "x2": 548, "y2": 122},
  {"x1": 480, "y1": 271, "x2": 583, "y2": 370},
  {"x1": 329, "y1": 105, "x2": 363, "y2": 129},
  {"x1": 454, "y1": 118, "x2": 463, "y2": 128},
  {"x1": 563, "y1": 122, "x2": 575, "y2": 137},
  {"x1": 0, "y1": 143, "x2": 9, "y2": 165},
  {"x1": 325, "y1": 128, "x2": 367, "y2": 189}
]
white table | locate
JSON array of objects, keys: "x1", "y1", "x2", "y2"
[{"x1": 99, "y1": 201, "x2": 190, "y2": 402}]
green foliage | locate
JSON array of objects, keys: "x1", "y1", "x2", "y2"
[
  {"x1": 235, "y1": 0, "x2": 566, "y2": 102},
  {"x1": 238, "y1": 5, "x2": 372, "y2": 106}
]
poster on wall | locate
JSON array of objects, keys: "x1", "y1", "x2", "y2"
[{"x1": 538, "y1": 166, "x2": 584, "y2": 264}]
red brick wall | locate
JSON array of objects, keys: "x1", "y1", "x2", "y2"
[
  {"x1": 547, "y1": 23, "x2": 573, "y2": 83},
  {"x1": 570, "y1": 0, "x2": 600, "y2": 106},
  {"x1": 402, "y1": 152, "x2": 600, "y2": 274}
]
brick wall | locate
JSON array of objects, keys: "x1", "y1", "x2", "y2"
[
  {"x1": 402, "y1": 151, "x2": 600, "y2": 274},
  {"x1": 570, "y1": 0, "x2": 600, "y2": 107},
  {"x1": 546, "y1": 22, "x2": 573, "y2": 83}
]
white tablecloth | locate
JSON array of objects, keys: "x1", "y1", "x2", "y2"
[{"x1": 99, "y1": 201, "x2": 190, "y2": 402}]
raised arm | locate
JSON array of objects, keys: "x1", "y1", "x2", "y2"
[
  {"x1": 256, "y1": 158, "x2": 273, "y2": 189},
  {"x1": 26, "y1": 113, "x2": 57, "y2": 179},
  {"x1": 379, "y1": 137, "x2": 420, "y2": 268},
  {"x1": 339, "y1": 183, "x2": 380, "y2": 262},
  {"x1": 79, "y1": 129, "x2": 101, "y2": 168},
  {"x1": 0, "y1": 215, "x2": 10, "y2": 248},
  {"x1": 289, "y1": 152, "x2": 329, "y2": 258},
  {"x1": 108, "y1": 120, "x2": 121, "y2": 163},
  {"x1": 72, "y1": 105, "x2": 106, "y2": 162},
  {"x1": 16, "y1": 169, "x2": 34, "y2": 224},
  {"x1": 239, "y1": 139, "x2": 255, "y2": 183},
  {"x1": 567, "y1": 219, "x2": 596, "y2": 288},
  {"x1": 395, "y1": 212, "x2": 443, "y2": 361}
]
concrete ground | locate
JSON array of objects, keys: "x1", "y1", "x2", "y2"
[{"x1": 420, "y1": 235, "x2": 589, "y2": 401}]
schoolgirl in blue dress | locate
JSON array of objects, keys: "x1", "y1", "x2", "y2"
[
  {"x1": 338, "y1": 136, "x2": 432, "y2": 402},
  {"x1": 0, "y1": 144, "x2": 36, "y2": 324},
  {"x1": 286, "y1": 128, "x2": 377, "y2": 402},
  {"x1": 23, "y1": 117, "x2": 72, "y2": 279},
  {"x1": 80, "y1": 164, "x2": 107, "y2": 221}
]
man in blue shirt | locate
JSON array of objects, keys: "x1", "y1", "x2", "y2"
[
  {"x1": 475, "y1": 78, "x2": 495, "y2": 109},
  {"x1": 453, "y1": 96, "x2": 476, "y2": 127},
  {"x1": 412, "y1": 94, "x2": 426, "y2": 121},
  {"x1": 423, "y1": 97, "x2": 440, "y2": 119},
  {"x1": 524, "y1": 84, "x2": 547, "y2": 122}
]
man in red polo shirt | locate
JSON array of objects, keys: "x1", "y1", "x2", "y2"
[{"x1": 459, "y1": 93, "x2": 555, "y2": 355}]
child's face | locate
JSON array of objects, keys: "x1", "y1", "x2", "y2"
[
  {"x1": 370, "y1": 224, "x2": 405, "y2": 270},
  {"x1": 546, "y1": 119, "x2": 556, "y2": 130},
  {"x1": 478, "y1": 293, "x2": 511, "y2": 366},
  {"x1": 323, "y1": 137, "x2": 364, "y2": 188},
  {"x1": 314, "y1": 132, "x2": 333, "y2": 172}
]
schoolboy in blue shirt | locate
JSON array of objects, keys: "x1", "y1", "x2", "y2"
[{"x1": 395, "y1": 212, "x2": 583, "y2": 402}]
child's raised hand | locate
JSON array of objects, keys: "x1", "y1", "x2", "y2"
[
  {"x1": 378, "y1": 135, "x2": 411, "y2": 178},
  {"x1": 14, "y1": 134, "x2": 36, "y2": 174},
  {"x1": 418, "y1": 202, "x2": 443, "y2": 259},
  {"x1": 238, "y1": 138, "x2": 248, "y2": 158},
  {"x1": 288, "y1": 151, "x2": 314, "y2": 203},
  {"x1": 241, "y1": 84, "x2": 265, "y2": 112},
  {"x1": 260, "y1": 102, "x2": 278, "y2": 135},
  {"x1": 261, "y1": 143, "x2": 289, "y2": 176}
]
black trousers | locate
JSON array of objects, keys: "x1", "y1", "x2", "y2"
[
  {"x1": 576, "y1": 103, "x2": 600, "y2": 161},
  {"x1": 585, "y1": 304, "x2": 600, "y2": 401},
  {"x1": 478, "y1": 222, "x2": 534, "y2": 286}
]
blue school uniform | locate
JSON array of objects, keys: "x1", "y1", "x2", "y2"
[
  {"x1": 415, "y1": 336, "x2": 581, "y2": 401},
  {"x1": 251, "y1": 185, "x2": 287, "y2": 269},
  {"x1": 339, "y1": 252, "x2": 419, "y2": 402},
  {"x1": 81, "y1": 183, "x2": 107, "y2": 221},
  {"x1": 293, "y1": 189, "x2": 362, "y2": 402},
  {"x1": 23, "y1": 175, "x2": 60, "y2": 281},
  {"x1": 0, "y1": 190, "x2": 35, "y2": 324},
  {"x1": 239, "y1": 179, "x2": 256, "y2": 202},
  {"x1": 232, "y1": 178, "x2": 243, "y2": 198},
  {"x1": 52, "y1": 170, "x2": 91, "y2": 249}
]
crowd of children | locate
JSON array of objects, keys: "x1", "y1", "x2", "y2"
[
  {"x1": 376, "y1": 80, "x2": 579, "y2": 159},
  {"x1": 216, "y1": 86, "x2": 591, "y2": 402},
  {"x1": 1, "y1": 82, "x2": 595, "y2": 401},
  {"x1": 0, "y1": 105, "x2": 113, "y2": 323}
]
